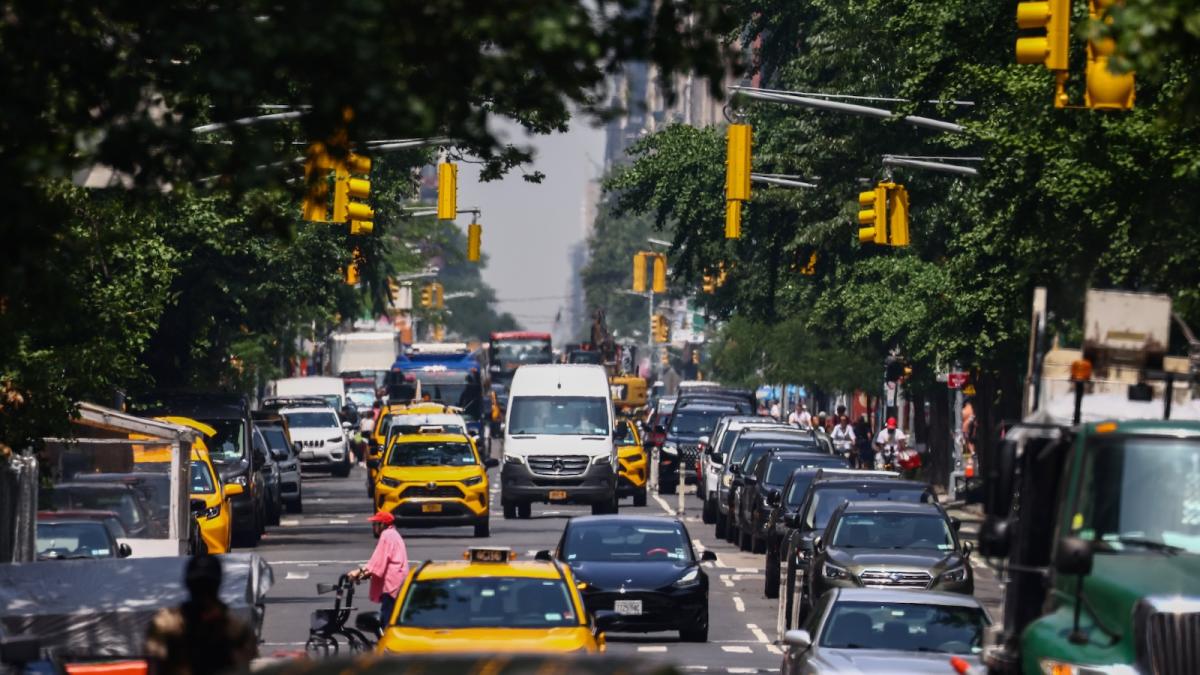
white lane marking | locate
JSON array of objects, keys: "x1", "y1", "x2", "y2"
[
  {"x1": 637, "y1": 645, "x2": 668, "y2": 653},
  {"x1": 269, "y1": 559, "x2": 363, "y2": 565},
  {"x1": 328, "y1": 519, "x2": 349, "y2": 525},
  {"x1": 719, "y1": 574, "x2": 734, "y2": 588},
  {"x1": 747, "y1": 623, "x2": 770, "y2": 644},
  {"x1": 679, "y1": 667, "x2": 708, "y2": 672},
  {"x1": 733, "y1": 596, "x2": 745, "y2": 612},
  {"x1": 766, "y1": 644, "x2": 783, "y2": 655},
  {"x1": 653, "y1": 494, "x2": 676, "y2": 516},
  {"x1": 297, "y1": 563, "x2": 318, "y2": 567},
  {"x1": 736, "y1": 567, "x2": 759, "y2": 573},
  {"x1": 721, "y1": 645, "x2": 753, "y2": 654},
  {"x1": 728, "y1": 668, "x2": 760, "y2": 673},
  {"x1": 284, "y1": 571, "x2": 309, "y2": 580},
  {"x1": 280, "y1": 520, "x2": 300, "y2": 527}
]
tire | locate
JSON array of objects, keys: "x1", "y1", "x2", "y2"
[
  {"x1": 784, "y1": 555, "x2": 798, "y2": 631},
  {"x1": 502, "y1": 501, "x2": 517, "y2": 519},
  {"x1": 738, "y1": 527, "x2": 752, "y2": 551},
  {"x1": 591, "y1": 501, "x2": 607, "y2": 515},
  {"x1": 332, "y1": 459, "x2": 352, "y2": 478},
  {"x1": 679, "y1": 614, "x2": 709, "y2": 642},
  {"x1": 752, "y1": 533, "x2": 766, "y2": 555},
  {"x1": 715, "y1": 512, "x2": 727, "y2": 539},
  {"x1": 764, "y1": 548, "x2": 781, "y2": 599},
  {"x1": 701, "y1": 496, "x2": 716, "y2": 524},
  {"x1": 633, "y1": 487, "x2": 648, "y2": 507},
  {"x1": 473, "y1": 516, "x2": 490, "y2": 538},
  {"x1": 726, "y1": 518, "x2": 739, "y2": 544},
  {"x1": 268, "y1": 495, "x2": 281, "y2": 526},
  {"x1": 517, "y1": 502, "x2": 532, "y2": 519}
]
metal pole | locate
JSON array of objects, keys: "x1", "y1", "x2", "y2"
[
  {"x1": 730, "y1": 87, "x2": 965, "y2": 134},
  {"x1": 949, "y1": 386, "x2": 964, "y2": 500},
  {"x1": 881, "y1": 156, "x2": 979, "y2": 176}
]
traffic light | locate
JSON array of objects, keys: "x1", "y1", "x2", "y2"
[
  {"x1": 858, "y1": 185, "x2": 888, "y2": 245},
  {"x1": 437, "y1": 162, "x2": 457, "y2": 220},
  {"x1": 652, "y1": 254, "x2": 667, "y2": 294},
  {"x1": 632, "y1": 252, "x2": 648, "y2": 292},
  {"x1": 725, "y1": 200, "x2": 742, "y2": 239},
  {"x1": 420, "y1": 284, "x2": 433, "y2": 308},
  {"x1": 652, "y1": 314, "x2": 670, "y2": 343},
  {"x1": 432, "y1": 282, "x2": 444, "y2": 309},
  {"x1": 302, "y1": 143, "x2": 334, "y2": 222},
  {"x1": 724, "y1": 124, "x2": 751, "y2": 202},
  {"x1": 387, "y1": 278, "x2": 402, "y2": 308},
  {"x1": 887, "y1": 184, "x2": 910, "y2": 247},
  {"x1": 799, "y1": 251, "x2": 817, "y2": 276},
  {"x1": 691, "y1": 349, "x2": 700, "y2": 365},
  {"x1": 334, "y1": 152, "x2": 373, "y2": 235},
  {"x1": 702, "y1": 274, "x2": 716, "y2": 293},
  {"x1": 467, "y1": 222, "x2": 482, "y2": 262},
  {"x1": 1015, "y1": 0, "x2": 1069, "y2": 71},
  {"x1": 344, "y1": 247, "x2": 362, "y2": 286},
  {"x1": 1085, "y1": 0, "x2": 1135, "y2": 110}
]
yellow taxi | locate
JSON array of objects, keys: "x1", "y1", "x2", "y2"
[
  {"x1": 616, "y1": 420, "x2": 648, "y2": 507},
  {"x1": 366, "y1": 402, "x2": 465, "y2": 495},
  {"x1": 374, "y1": 431, "x2": 497, "y2": 538},
  {"x1": 156, "y1": 416, "x2": 243, "y2": 553},
  {"x1": 376, "y1": 547, "x2": 606, "y2": 655}
]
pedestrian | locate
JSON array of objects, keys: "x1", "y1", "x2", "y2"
[
  {"x1": 815, "y1": 411, "x2": 829, "y2": 432},
  {"x1": 852, "y1": 414, "x2": 873, "y2": 469},
  {"x1": 873, "y1": 417, "x2": 908, "y2": 470},
  {"x1": 756, "y1": 399, "x2": 770, "y2": 416},
  {"x1": 768, "y1": 399, "x2": 782, "y2": 421},
  {"x1": 145, "y1": 555, "x2": 257, "y2": 675},
  {"x1": 962, "y1": 398, "x2": 977, "y2": 456},
  {"x1": 786, "y1": 401, "x2": 807, "y2": 428},
  {"x1": 830, "y1": 415, "x2": 856, "y2": 462},
  {"x1": 348, "y1": 511, "x2": 410, "y2": 626}
]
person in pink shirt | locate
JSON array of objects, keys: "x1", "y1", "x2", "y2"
[{"x1": 348, "y1": 511, "x2": 410, "y2": 625}]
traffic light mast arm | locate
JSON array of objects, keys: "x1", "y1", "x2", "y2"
[
  {"x1": 730, "y1": 86, "x2": 965, "y2": 134},
  {"x1": 750, "y1": 173, "x2": 818, "y2": 189},
  {"x1": 882, "y1": 156, "x2": 980, "y2": 176}
]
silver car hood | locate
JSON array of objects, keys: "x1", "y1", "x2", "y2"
[{"x1": 812, "y1": 647, "x2": 982, "y2": 673}]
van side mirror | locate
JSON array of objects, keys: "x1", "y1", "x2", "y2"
[
  {"x1": 484, "y1": 457, "x2": 500, "y2": 469},
  {"x1": 1055, "y1": 537, "x2": 1094, "y2": 576},
  {"x1": 534, "y1": 550, "x2": 554, "y2": 561},
  {"x1": 787, "y1": 512, "x2": 802, "y2": 529},
  {"x1": 700, "y1": 550, "x2": 718, "y2": 562},
  {"x1": 118, "y1": 543, "x2": 133, "y2": 558}
]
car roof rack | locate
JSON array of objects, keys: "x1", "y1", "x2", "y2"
[{"x1": 261, "y1": 396, "x2": 334, "y2": 410}]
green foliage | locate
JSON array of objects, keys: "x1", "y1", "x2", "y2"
[{"x1": 579, "y1": 202, "x2": 657, "y2": 341}]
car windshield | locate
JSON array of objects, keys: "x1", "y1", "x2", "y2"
[
  {"x1": 508, "y1": 396, "x2": 609, "y2": 436},
  {"x1": 765, "y1": 456, "x2": 829, "y2": 486},
  {"x1": 1074, "y1": 436, "x2": 1200, "y2": 554},
  {"x1": 49, "y1": 489, "x2": 143, "y2": 532},
  {"x1": 819, "y1": 600, "x2": 987, "y2": 654},
  {"x1": 806, "y1": 487, "x2": 926, "y2": 529},
  {"x1": 493, "y1": 339, "x2": 553, "y2": 366},
  {"x1": 669, "y1": 410, "x2": 728, "y2": 435},
  {"x1": 37, "y1": 522, "x2": 113, "y2": 559},
  {"x1": 260, "y1": 427, "x2": 290, "y2": 452},
  {"x1": 191, "y1": 460, "x2": 216, "y2": 494},
  {"x1": 346, "y1": 389, "x2": 375, "y2": 408},
  {"x1": 786, "y1": 474, "x2": 818, "y2": 506},
  {"x1": 397, "y1": 577, "x2": 576, "y2": 628},
  {"x1": 832, "y1": 512, "x2": 954, "y2": 550},
  {"x1": 197, "y1": 418, "x2": 246, "y2": 462},
  {"x1": 562, "y1": 522, "x2": 693, "y2": 562},
  {"x1": 284, "y1": 411, "x2": 340, "y2": 429},
  {"x1": 387, "y1": 441, "x2": 476, "y2": 467},
  {"x1": 728, "y1": 434, "x2": 796, "y2": 468}
]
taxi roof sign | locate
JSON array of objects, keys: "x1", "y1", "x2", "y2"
[{"x1": 465, "y1": 547, "x2": 517, "y2": 563}]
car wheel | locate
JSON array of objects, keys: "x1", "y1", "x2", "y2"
[
  {"x1": 725, "y1": 519, "x2": 738, "y2": 544},
  {"x1": 332, "y1": 458, "x2": 352, "y2": 478},
  {"x1": 473, "y1": 516, "x2": 490, "y2": 538},
  {"x1": 268, "y1": 494, "x2": 282, "y2": 526},
  {"x1": 783, "y1": 554, "x2": 799, "y2": 631},
  {"x1": 752, "y1": 533, "x2": 766, "y2": 554},
  {"x1": 701, "y1": 496, "x2": 716, "y2": 524},
  {"x1": 286, "y1": 488, "x2": 303, "y2": 514},
  {"x1": 517, "y1": 502, "x2": 532, "y2": 519},
  {"x1": 679, "y1": 613, "x2": 709, "y2": 642},
  {"x1": 715, "y1": 512, "x2": 727, "y2": 539},
  {"x1": 738, "y1": 527, "x2": 752, "y2": 551},
  {"x1": 764, "y1": 548, "x2": 781, "y2": 599},
  {"x1": 502, "y1": 501, "x2": 517, "y2": 519},
  {"x1": 633, "y1": 487, "x2": 648, "y2": 507}
]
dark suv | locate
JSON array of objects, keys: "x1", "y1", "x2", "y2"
[
  {"x1": 657, "y1": 400, "x2": 741, "y2": 494},
  {"x1": 763, "y1": 467, "x2": 827, "y2": 598},
  {"x1": 779, "y1": 471, "x2": 935, "y2": 628},
  {"x1": 735, "y1": 449, "x2": 844, "y2": 554}
]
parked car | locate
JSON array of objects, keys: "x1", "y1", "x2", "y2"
[
  {"x1": 725, "y1": 433, "x2": 829, "y2": 547},
  {"x1": 47, "y1": 483, "x2": 156, "y2": 538},
  {"x1": 807, "y1": 500, "x2": 974, "y2": 604},
  {"x1": 716, "y1": 427, "x2": 819, "y2": 540},
  {"x1": 255, "y1": 418, "x2": 303, "y2": 513},
  {"x1": 546, "y1": 515, "x2": 717, "y2": 642},
  {"x1": 252, "y1": 425, "x2": 283, "y2": 525},
  {"x1": 36, "y1": 517, "x2": 132, "y2": 560},
  {"x1": 780, "y1": 587, "x2": 990, "y2": 674},
  {"x1": 699, "y1": 415, "x2": 777, "y2": 524},
  {"x1": 70, "y1": 472, "x2": 171, "y2": 538},
  {"x1": 657, "y1": 399, "x2": 744, "y2": 494},
  {"x1": 763, "y1": 467, "x2": 828, "y2": 599},
  {"x1": 735, "y1": 450, "x2": 845, "y2": 554}
]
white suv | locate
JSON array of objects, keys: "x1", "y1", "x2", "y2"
[
  {"x1": 701, "y1": 416, "x2": 782, "y2": 524},
  {"x1": 281, "y1": 406, "x2": 353, "y2": 477}
]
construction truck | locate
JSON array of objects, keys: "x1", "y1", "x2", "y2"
[
  {"x1": 565, "y1": 309, "x2": 648, "y2": 413},
  {"x1": 981, "y1": 289, "x2": 1200, "y2": 674}
]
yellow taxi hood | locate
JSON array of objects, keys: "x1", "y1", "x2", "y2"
[
  {"x1": 379, "y1": 464, "x2": 484, "y2": 482},
  {"x1": 379, "y1": 627, "x2": 595, "y2": 654}
]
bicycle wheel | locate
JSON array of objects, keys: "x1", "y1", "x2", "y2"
[
  {"x1": 342, "y1": 629, "x2": 373, "y2": 654},
  {"x1": 305, "y1": 635, "x2": 337, "y2": 658}
]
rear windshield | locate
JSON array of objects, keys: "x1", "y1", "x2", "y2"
[
  {"x1": 669, "y1": 410, "x2": 728, "y2": 436},
  {"x1": 284, "y1": 411, "x2": 340, "y2": 429},
  {"x1": 387, "y1": 441, "x2": 476, "y2": 467},
  {"x1": 398, "y1": 577, "x2": 576, "y2": 628},
  {"x1": 805, "y1": 486, "x2": 927, "y2": 529}
]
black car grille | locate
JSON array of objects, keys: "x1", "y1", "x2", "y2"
[
  {"x1": 1135, "y1": 599, "x2": 1200, "y2": 675},
  {"x1": 297, "y1": 439, "x2": 325, "y2": 448},
  {"x1": 858, "y1": 569, "x2": 932, "y2": 588},
  {"x1": 528, "y1": 455, "x2": 589, "y2": 476},
  {"x1": 399, "y1": 485, "x2": 465, "y2": 499},
  {"x1": 678, "y1": 444, "x2": 700, "y2": 464}
]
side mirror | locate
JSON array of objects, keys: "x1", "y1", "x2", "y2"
[
  {"x1": 223, "y1": 483, "x2": 245, "y2": 497},
  {"x1": 729, "y1": 465, "x2": 741, "y2": 476},
  {"x1": 593, "y1": 609, "x2": 622, "y2": 633},
  {"x1": 294, "y1": 441, "x2": 305, "y2": 455},
  {"x1": 700, "y1": 550, "x2": 718, "y2": 562},
  {"x1": 962, "y1": 541, "x2": 974, "y2": 557},
  {"x1": 813, "y1": 535, "x2": 824, "y2": 553},
  {"x1": 484, "y1": 457, "x2": 500, "y2": 469},
  {"x1": 118, "y1": 543, "x2": 133, "y2": 558},
  {"x1": 783, "y1": 629, "x2": 812, "y2": 650},
  {"x1": 190, "y1": 498, "x2": 207, "y2": 515},
  {"x1": 949, "y1": 516, "x2": 962, "y2": 532},
  {"x1": 768, "y1": 489, "x2": 781, "y2": 506},
  {"x1": 1055, "y1": 537, "x2": 1094, "y2": 576},
  {"x1": 534, "y1": 550, "x2": 554, "y2": 561},
  {"x1": 713, "y1": 453, "x2": 725, "y2": 465},
  {"x1": 251, "y1": 451, "x2": 266, "y2": 469},
  {"x1": 270, "y1": 448, "x2": 289, "y2": 461},
  {"x1": 743, "y1": 475, "x2": 757, "y2": 486},
  {"x1": 341, "y1": 421, "x2": 353, "y2": 430},
  {"x1": 355, "y1": 611, "x2": 382, "y2": 634}
]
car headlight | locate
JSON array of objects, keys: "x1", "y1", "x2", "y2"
[
  {"x1": 504, "y1": 454, "x2": 524, "y2": 465},
  {"x1": 203, "y1": 504, "x2": 221, "y2": 519},
  {"x1": 592, "y1": 454, "x2": 611, "y2": 465},
  {"x1": 673, "y1": 567, "x2": 701, "y2": 588},
  {"x1": 722, "y1": 474, "x2": 732, "y2": 487},
  {"x1": 822, "y1": 562, "x2": 849, "y2": 580},
  {"x1": 380, "y1": 476, "x2": 401, "y2": 488},
  {"x1": 1037, "y1": 659, "x2": 1138, "y2": 675},
  {"x1": 661, "y1": 443, "x2": 678, "y2": 456},
  {"x1": 940, "y1": 565, "x2": 968, "y2": 583},
  {"x1": 327, "y1": 436, "x2": 344, "y2": 444},
  {"x1": 462, "y1": 475, "x2": 484, "y2": 487}
]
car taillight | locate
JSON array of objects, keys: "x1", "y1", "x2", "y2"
[{"x1": 650, "y1": 431, "x2": 665, "y2": 446}]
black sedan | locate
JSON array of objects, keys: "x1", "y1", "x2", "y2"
[{"x1": 543, "y1": 515, "x2": 717, "y2": 642}]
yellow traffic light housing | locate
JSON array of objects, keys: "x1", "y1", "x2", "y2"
[
  {"x1": 887, "y1": 184, "x2": 910, "y2": 247},
  {"x1": 858, "y1": 186, "x2": 887, "y2": 245},
  {"x1": 1085, "y1": 0, "x2": 1135, "y2": 110},
  {"x1": 467, "y1": 222, "x2": 482, "y2": 262},
  {"x1": 302, "y1": 143, "x2": 334, "y2": 222},
  {"x1": 432, "y1": 282, "x2": 444, "y2": 309},
  {"x1": 437, "y1": 162, "x2": 457, "y2": 220},
  {"x1": 652, "y1": 315, "x2": 670, "y2": 343},
  {"x1": 420, "y1": 284, "x2": 433, "y2": 308},
  {"x1": 652, "y1": 254, "x2": 667, "y2": 294},
  {"x1": 725, "y1": 124, "x2": 751, "y2": 202},
  {"x1": 799, "y1": 251, "x2": 818, "y2": 276},
  {"x1": 1016, "y1": 0, "x2": 1069, "y2": 70},
  {"x1": 334, "y1": 152, "x2": 373, "y2": 235},
  {"x1": 725, "y1": 200, "x2": 742, "y2": 239},
  {"x1": 632, "y1": 252, "x2": 648, "y2": 292}
]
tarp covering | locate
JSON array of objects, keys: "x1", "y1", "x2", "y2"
[
  {"x1": 0, "y1": 453, "x2": 38, "y2": 564},
  {"x1": 0, "y1": 553, "x2": 273, "y2": 660}
]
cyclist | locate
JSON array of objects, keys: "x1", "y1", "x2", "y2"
[
  {"x1": 830, "y1": 415, "x2": 856, "y2": 462},
  {"x1": 873, "y1": 417, "x2": 907, "y2": 470}
]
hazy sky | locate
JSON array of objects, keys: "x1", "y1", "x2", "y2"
[{"x1": 455, "y1": 117, "x2": 605, "y2": 338}]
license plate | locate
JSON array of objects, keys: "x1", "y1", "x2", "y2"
[
  {"x1": 299, "y1": 452, "x2": 315, "y2": 461},
  {"x1": 548, "y1": 490, "x2": 568, "y2": 500},
  {"x1": 613, "y1": 600, "x2": 642, "y2": 616},
  {"x1": 421, "y1": 503, "x2": 443, "y2": 513}
]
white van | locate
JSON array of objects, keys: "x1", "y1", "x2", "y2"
[
  {"x1": 501, "y1": 364, "x2": 622, "y2": 518},
  {"x1": 269, "y1": 377, "x2": 347, "y2": 410}
]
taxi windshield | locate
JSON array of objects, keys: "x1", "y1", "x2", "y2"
[
  {"x1": 387, "y1": 441, "x2": 476, "y2": 467},
  {"x1": 190, "y1": 460, "x2": 216, "y2": 494},
  {"x1": 397, "y1": 577, "x2": 577, "y2": 628},
  {"x1": 562, "y1": 522, "x2": 693, "y2": 562}
]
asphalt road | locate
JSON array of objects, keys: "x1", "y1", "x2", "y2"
[{"x1": 248, "y1": 463, "x2": 1003, "y2": 674}]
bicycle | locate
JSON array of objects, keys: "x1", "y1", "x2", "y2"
[{"x1": 305, "y1": 574, "x2": 375, "y2": 657}]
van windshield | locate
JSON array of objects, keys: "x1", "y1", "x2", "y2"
[{"x1": 509, "y1": 396, "x2": 609, "y2": 436}]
